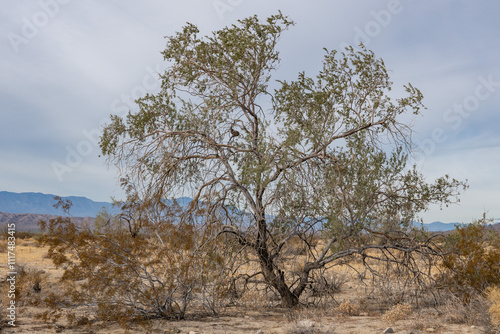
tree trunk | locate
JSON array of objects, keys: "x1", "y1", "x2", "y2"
[
  {"x1": 255, "y1": 232, "x2": 299, "y2": 307},
  {"x1": 254, "y1": 199, "x2": 300, "y2": 307},
  {"x1": 258, "y1": 253, "x2": 299, "y2": 307}
]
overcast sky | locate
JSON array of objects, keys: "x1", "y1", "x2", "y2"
[{"x1": 1, "y1": 1, "x2": 499, "y2": 223}]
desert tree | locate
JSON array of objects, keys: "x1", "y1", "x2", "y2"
[{"x1": 100, "y1": 13, "x2": 466, "y2": 307}]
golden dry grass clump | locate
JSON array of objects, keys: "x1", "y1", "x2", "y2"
[
  {"x1": 487, "y1": 286, "x2": 500, "y2": 326},
  {"x1": 382, "y1": 303, "x2": 412, "y2": 323},
  {"x1": 337, "y1": 300, "x2": 360, "y2": 316}
]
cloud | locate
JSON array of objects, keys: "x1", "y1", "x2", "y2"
[
  {"x1": 1, "y1": 1, "x2": 499, "y2": 223},
  {"x1": 417, "y1": 144, "x2": 500, "y2": 223}
]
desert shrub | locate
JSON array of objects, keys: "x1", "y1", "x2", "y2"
[
  {"x1": 439, "y1": 216, "x2": 500, "y2": 302},
  {"x1": 4, "y1": 265, "x2": 49, "y2": 308},
  {"x1": 37, "y1": 197, "x2": 234, "y2": 326},
  {"x1": 382, "y1": 303, "x2": 412, "y2": 323},
  {"x1": 16, "y1": 231, "x2": 39, "y2": 239},
  {"x1": 408, "y1": 312, "x2": 442, "y2": 332},
  {"x1": 358, "y1": 243, "x2": 441, "y2": 309},
  {"x1": 487, "y1": 286, "x2": 500, "y2": 327},
  {"x1": 0, "y1": 226, "x2": 39, "y2": 240},
  {"x1": 305, "y1": 270, "x2": 346, "y2": 306},
  {"x1": 442, "y1": 293, "x2": 492, "y2": 326}
]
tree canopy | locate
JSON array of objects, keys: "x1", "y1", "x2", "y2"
[{"x1": 100, "y1": 12, "x2": 466, "y2": 307}]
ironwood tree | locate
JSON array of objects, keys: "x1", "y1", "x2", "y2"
[{"x1": 100, "y1": 13, "x2": 466, "y2": 307}]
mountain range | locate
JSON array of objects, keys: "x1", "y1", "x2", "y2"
[
  {"x1": 0, "y1": 191, "x2": 498, "y2": 232},
  {"x1": 0, "y1": 191, "x2": 112, "y2": 217},
  {"x1": 0, "y1": 211, "x2": 95, "y2": 232}
]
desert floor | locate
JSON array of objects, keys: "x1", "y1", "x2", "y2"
[{"x1": 0, "y1": 238, "x2": 490, "y2": 334}]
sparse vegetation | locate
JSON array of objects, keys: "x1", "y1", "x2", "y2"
[
  {"x1": 382, "y1": 303, "x2": 412, "y2": 323},
  {"x1": 487, "y1": 286, "x2": 500, "y2": 327},
  {"x1": 6, "y1": 11, "x2": 500, "y2": 334},
  {"x1": 2, "y1": 229, "x2": 499, "y2": 332},
  {"x1": 426, "y1": 215, "x2": 500, "y2": 329},
  {"x1": 37, "y1": 196, "x2": 236, "y2": 324},
  {"x1": 442, "y1": 293, "x2": 492, "y2": 327},
  {"x1": 286, "y1": 320, "x2": 321, "y2": 334},
  {"x1": 337, "y1": 300, "x2": 360, "y2": 316},
  {"x1": 439, "y1": 215, "x2": 500, "y2": 301},
  {"x1": 100, "y1": 12, "x2": 465, "y2": 311}
]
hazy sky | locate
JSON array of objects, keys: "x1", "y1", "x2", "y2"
[{"x1": 1, "y1": 1, "x2": 499, "y2": 223}]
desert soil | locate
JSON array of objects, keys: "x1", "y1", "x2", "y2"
[{"x1": 0, "y1": 239, "x2": 488, "y2": 334}]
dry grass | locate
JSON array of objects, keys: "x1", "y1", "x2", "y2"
[
  {"x1": 407, "y1": 310, "x2": 443, "y2": 332},
  {"x1": 337, "y1": 300, "x2": 360, "y2": 316},
  {"x1": 487, "y1": 286, "x2": 500, "y2": 326},
  {"x1": 286, "y1": 320, "x2": 321, "y2": 334},
  {"x1": 0, "y1": 237, "x2": 495, "y2": 333},
  {"x1": 382, "y1": 303, "x2": 412, "y2": 323},
  {"x1": 441, "y1": 293, "x2": 492, "y2": 327}
]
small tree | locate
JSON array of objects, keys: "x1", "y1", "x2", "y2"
[{"x1": 100, "y1": 13, "x2": 466, "y2": 307}]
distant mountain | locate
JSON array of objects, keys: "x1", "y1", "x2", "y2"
[
  {"x1": 422, "y1": 221, "x2": 500, "y2": 233},
  {"x1": 0, "y1": 191, "x2": 112, "y2": 217},
  {"x1": 487, "y1": 223, "x2": 500, "y2": 233},
  {"x1": 423, "y1": 221, "x2": 464, "y2": 232},
  {"x1": 1, "y1": 191, "x2": 497, "y2": 233},
  {"x1": 0, "y1": 211, "x2": 95, "y2": 232}
]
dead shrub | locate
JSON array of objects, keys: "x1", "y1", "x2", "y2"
[
  {"x1": 408, "y1": 313, "x2": 440, "y2": 332},
  {"x1": 6, "y1": 265, "x2": 49, "y2": 308},
  {"x1": 442, "y1": 293, "x2": 491, "y2": 326},
  {"x1": 17, "y1": 266, "x2": 38, "y2": 292},
  {"x1": 306, "y1": 270, "x2": 346, "y2": 306},
  {"x1": 360, "y1": 257, "x2": 437, "y2": 310}
]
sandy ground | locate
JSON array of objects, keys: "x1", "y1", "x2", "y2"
[
  {"x1": 3, "y1": 308, "x2": 485, "y2": 333},
  {"x1": 0, "y1": 239, "x2": 493, "y2": 334}
]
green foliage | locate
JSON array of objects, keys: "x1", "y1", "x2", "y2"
[
  {"x1": 320, "y1": 134, "x2": 465, "y2": 243},
  {"x1": 98, "y1": 12, "x2": 467, "y2": 308},
  {"x1": 439, "y1": 215, "x2": 500, "y2": 301}
]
